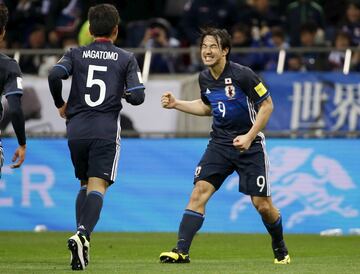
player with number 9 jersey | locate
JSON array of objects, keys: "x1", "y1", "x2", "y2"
[{"x1": 159, "y1": 27, "x2": 290, "y2": 265}]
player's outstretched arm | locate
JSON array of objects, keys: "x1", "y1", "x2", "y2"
[{"x1": 161, "y1": 92, "x2": 211, "y2": 116}]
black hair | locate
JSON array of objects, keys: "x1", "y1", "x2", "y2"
[
  {"x1": 335, "y1": 30, "x2": 352, "y2": 45},
  {"x1": 199, "y1": 27, "x2": 232, "y2": 60},
  {"x1": 271, "y1": 27, "x2": 285, "y2": 39},
  {"x1": 0, "y1": 4, "x2": 8, "y2": 34},
  {"x1": 300, "y1": 22, "x2": 318, "y2": 34},
  {"x1": 231, "y1": 23, "x2": 250, "y2": 37},
  {"x1": 348, "y1": 0, "x2": 360, "y2": 10},
  {"x1": 148, "y1": 18, "x2": 171, "y2": 38},
  {"x1": 88, "y1": 4, "x2": 120, "y2": 37}
]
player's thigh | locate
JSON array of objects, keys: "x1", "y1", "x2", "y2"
[
  {"x1": 68, "y1": 139, "x2": 91, "y2": 181},
  {"x1": 194, "y1": 143, "x2": 234, "y2": 191},
  {"x1": 87, "y1": 139, "x2": 120, "y2": 185},
  {"x1": 235, "y1": 143, "x2": 270, "y2": 197}
]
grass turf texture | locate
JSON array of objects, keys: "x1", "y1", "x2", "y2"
[{"x1": 0, "y1": 232, "x2": 359, "y2": 273}]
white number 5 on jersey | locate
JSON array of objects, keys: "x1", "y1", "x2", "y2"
[{"x1": 85, "y1": 65, "x2": 107, "y2": 107}]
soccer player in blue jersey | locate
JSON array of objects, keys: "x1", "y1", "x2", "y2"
[
  {"x1": 0, "y1": 4, "x2": 26, "y2": 174},
  {"x1": 48, "y1": 4, "x2": 145, "y2": 270},
  {"x1": 160, "y1": 27, "x2": 290, "y2": 264}
]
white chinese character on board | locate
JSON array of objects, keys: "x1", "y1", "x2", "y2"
[
  {"x1": 331, "y1": 83, "x2": 360, "y2": 130},
  {"x1": 289, "y1": 82, "x2": 327, "y2": 130}
]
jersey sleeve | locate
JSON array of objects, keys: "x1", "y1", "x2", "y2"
[
  {"x1": 238, "y1": 67, "x2": 269, "y2": 104},
  {"x1": 199, "y1": 73, "x2": 210, "y2": 105},
  {"x1": 3, "y1": 59, "x2": 23, "y2": 97},
  {"x1": 54, "y1": 50, "x2": 73, "y2": 78},
  {"x1": 125, "y1": 54, "x2": 145, "y2": 92}
]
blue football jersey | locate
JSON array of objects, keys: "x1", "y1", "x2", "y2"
[
  {"x1": 199, "y1": 61, "x2": 270, "y2": 145},
  {"x1": 55, "y1": 40, "x2": 144, "y2": 142}
]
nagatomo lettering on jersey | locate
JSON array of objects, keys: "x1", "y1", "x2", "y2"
[{"x1": 82, "y1": 50, "x2": 118, "y2": 61}]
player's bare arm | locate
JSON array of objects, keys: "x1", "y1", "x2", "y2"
[
  {"x1": 11, "y1": 144, "x2": 26, "y2": 168},
  {"x1": 161, "y1": 92, "x2": 211, "y2": 116},
  {"x1": 233, "y1": 96, "x2": 273, "y2": 151}
]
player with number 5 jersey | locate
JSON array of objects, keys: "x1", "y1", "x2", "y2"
[
  {"x1": 160, "y1": 27, "x2": 290, "y2": 265},
  {"x1": 48, "y1": 4, "x2": 144, "y2": 271},
  {"x1": 49, "y1": 23, "x2": 144, "y2": 142}
]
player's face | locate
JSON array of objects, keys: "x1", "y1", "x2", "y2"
[{"x1": 201, "y1": 35, "x2": 227, "y2": 67}]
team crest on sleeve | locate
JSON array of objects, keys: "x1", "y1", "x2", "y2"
[{"x1": 225, "y1": 85, "x2": 236, "y2": 99}]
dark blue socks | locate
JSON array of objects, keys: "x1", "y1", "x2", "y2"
[
  {"x1": 263, "y1": 215, "x2": 284, "y2": 244},
  {"x1": 77, "y1": 191, "x2": 104, "y2": 239},
  {"x1": 75, "y1": 186, "x2": 87, "y2": 227},
  {"x1": 177, "y1": 209, "x2": 205, "y2": 253}
]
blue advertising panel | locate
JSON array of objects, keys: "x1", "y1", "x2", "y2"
[
  {"x1": 0, "y1": 138, "x2": 359, "y2": 234},
  {"x1": 262, "y1": 72, "x2": 360, "y2": 131}
]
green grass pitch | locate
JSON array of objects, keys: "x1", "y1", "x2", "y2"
[{"x1": 0, "y1": 232, "x2": 359, "y2": 273}]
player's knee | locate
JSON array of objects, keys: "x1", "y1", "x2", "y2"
[{"x1": 255, "y1": 202, "x2": 272, "y2": 216}]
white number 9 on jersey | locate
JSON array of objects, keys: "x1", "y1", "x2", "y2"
[
  {"x1": 256, "y1": 176, "x2": 266, "y2": 192},
  {"x1": 85, "y1": 65, "x2": 107, "y2": 107},
  {"x1": 218, "y1": 101, "x2": 226, "y2": 117}
]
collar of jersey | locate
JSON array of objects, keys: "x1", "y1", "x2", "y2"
[
  {"x1": 208, "y1": 61, "x2": 230, "y2": 81},
  {"x1": 94, "y1": 38, "x2": 112, "y2": 43}
]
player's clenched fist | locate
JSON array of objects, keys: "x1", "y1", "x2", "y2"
[
  {"x1": 161, "y1": 92, "x2": 177, "y2": 109},
  {"x1": 233, "y1": 134, "x2": 252, "y2": 152}
]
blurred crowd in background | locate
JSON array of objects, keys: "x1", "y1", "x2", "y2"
[{"x1": 1, "y1": 0, "x2": 360, "y2": 74}]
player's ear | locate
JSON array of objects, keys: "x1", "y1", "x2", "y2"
[
  {"x1": 112, "y1": 25, "x2": 118, "y2": 38},
  {"x1": 88, "y1": 25, "x2": 93, "y2": 36},
  {"x1": 222, "y1": 47, "x2": 229, "y2": 57}
]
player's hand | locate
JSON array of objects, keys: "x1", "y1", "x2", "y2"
[
  {"x1": 161, "y1": 92, "x2": 177, "y2": 109},
  {"x1": 233, "y1": 134, "x2": 253, "y2": 152},
  {"x1": 58, "y1": 102, "x2": 67, "y2": 119},
  {"x1": 11, "y1": 144, "x2": 26, "y2": 168}
]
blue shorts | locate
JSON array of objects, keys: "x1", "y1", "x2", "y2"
[
  {"x1": 194, "y1": 141, "x2": 270, "y2": 197},
  {"x1": 68, "y1": 139, "x2": 120, "y2": 185}
]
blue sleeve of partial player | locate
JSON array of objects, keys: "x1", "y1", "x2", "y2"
[
  {"x1": 7, "y1": 94, "x2": 26, "y2": 146},
  {"x1": 4, "y1": 59, "x2": 23, "y2": 97},
  {"x1": 48, "y1": 65, "x2": 67, "y2": 108}
]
